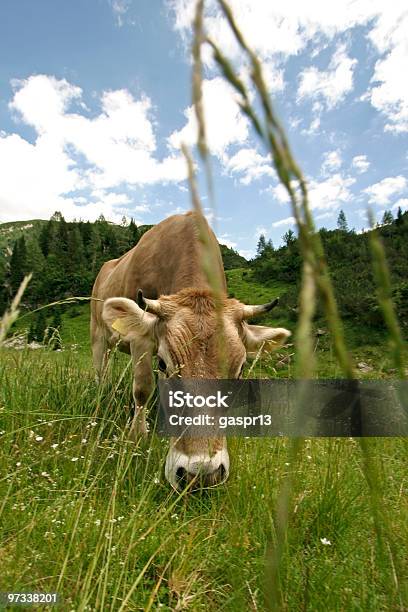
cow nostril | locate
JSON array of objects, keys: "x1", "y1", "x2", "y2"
[
  {"x1": 175, "y1": 466, "x2": 187, "y2": 485},
  {"x1": 219, "y1": 464, "x2": 227, "y2": 481}
]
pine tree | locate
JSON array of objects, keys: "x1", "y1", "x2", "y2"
[
  {"x1": 265, "y1": 238, "x2": 274, "y2": 256},
  {"x1": 25, "y1": 237, "x2": 46, "y2": 305},
  {"x1": 78, "y1": 221, "x2": 93, "y2": 257},
  {"x1": 396, "y1": 207, "x2": 403, "y2": 226},
  {"x1": 283, "y1": 229, "x2": 296, "y2": 247},
  {"x1": 106, "y1": 226, "x2": 119, "y2": 258},
  {"x1": 51, "y1": 211, "x2": 64, "y2": 222},
  {"x1": 382, "y1": 210, "x2": 393, "y2": 225},
  {"x1": 90, "y1": 225, "x2": 103, "y2": 273},
  {"x1": 337, "y1": 209, "x2": 348, "y2": 231},
  {"x1": 256, "y1": 234, "x2": 267, "y2": 257},
  {"x1": 39, "y1": 216, "x2": 59, "y2": 257},
  {"x1": 128, "y1": 218, "x2": 140, "y2": 248},
  {"x1": 67, "y1": 225, "x2": 85, "y2": 271},
  {"x1": 56, "y1": 215, "x2": 69, "y2": 258},
  {"x1": 9, "y1": 236, "x2": 28, "y2": 293}
]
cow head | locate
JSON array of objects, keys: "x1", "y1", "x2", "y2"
[{"x1": 102, "y1": 289, "x2": 290, "y2": 490}]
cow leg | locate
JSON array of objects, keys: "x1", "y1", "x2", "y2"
[
  {"x1": 92, "y1": 335, "x2": 109, "y2": 383},
  {"x1": 129, "y1": 341, "x2": 155, "y2": 439}
]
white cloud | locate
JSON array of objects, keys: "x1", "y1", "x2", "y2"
[
  {"x1": 352, "y1": 155, "x2": 370, "y2": 174},
  {"x1": 90, "y1": 190, "x2": 131, "y2": 206},
  {"x1": 168, "y1": 0, "x2": 384, "y2": 62},
  {"x1": 168, "y1": 77, "x2": 249, "y2": 158},
  {"x1": 289, "y1": 116, "x2": 302, "y2": 130},
  {"x1": 301, "y1": 116, "x2": 321, "y2": 136},
  {"x1": 238, "y1": 248, "x2": 255, "y2": 260},
  {"x1": 272, "y1": 216, "x2": 295, "y2": 228},
  {"x1": 270, "y1": 183, "x2": 290, "y2": 205},
  {"x1": 322, "y1": 149, "x2": 342, "y2": 173},
  {"x1": 169, "y1": 1, "x2": 408, "y2": 132},
  {"x1": 308, "y1": 173, "x2": 355, "y2": 210},
  {"x1": 366, "y1": 8, "x2": 408, "y2": 133},
  {"x1": 224, "y1": 147, "x2": 275, "y2": 185},
  {"x1": 297, "y1": 44, "x2": 357, "y2": 109},
  {"x1": 0, "y1": 74, "x2": 187, "y2": 223},
  {"x1": 254, "y1": 226, "x2": 268, "y2": 238},
  {"x1": 218, "y1": 233, "x2": 237, "y2": 249},
  {"x1": 315, "y1": 211, "x2": 334, "y2": 221},
  {"x1": 269, "y1": 171, "x2": 355, "y2": 211},
  {"x1": 363, "y1": 176, "x2": 407, "y2": 206},
  {"x1": 133, "y1": 203, "x2": 151, "y2": 214},
  {"x1": 164, "y1": 205, "x2": 188, "y2": 218},
  {"x1": 9, "y1": 75, "x2": 82, "y2": 133},
  {"x1": 262, "y1": 61, "x2": 285, "y2": 93}
]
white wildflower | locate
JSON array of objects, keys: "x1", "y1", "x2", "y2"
[{"x1": 320, "y1": 537, "x2": 331, "y2": 546}]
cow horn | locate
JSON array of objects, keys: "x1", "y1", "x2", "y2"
[
  {"x1": 137, "y1": 289, "x2": 162, "y2": 316},
  {"x1": 242, "y1": 297, "x2": 279, "y2": 319}
]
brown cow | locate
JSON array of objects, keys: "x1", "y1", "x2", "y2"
[{"x1": 91, "y1": 212, "x2": 290, "y2": 490}]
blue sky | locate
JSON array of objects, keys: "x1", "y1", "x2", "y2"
[{"x1": 0, "y1": 0, "x2": 407, "y2": 257}]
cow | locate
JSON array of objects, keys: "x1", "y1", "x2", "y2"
[{"x1": 91, "y1": 212, "x2": 290, "y2": 490}]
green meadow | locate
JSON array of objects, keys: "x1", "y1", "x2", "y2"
[{"x1": 1, "y1": 270, "x2": 407, "y2": 611}]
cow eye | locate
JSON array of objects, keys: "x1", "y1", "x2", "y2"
[{"x1": 158, "y1": 357, "x2": 167, "y2": 372}]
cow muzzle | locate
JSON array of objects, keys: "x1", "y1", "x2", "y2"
[{"x1": 165, "y1": 447, "x2": 230, "y2": 491}]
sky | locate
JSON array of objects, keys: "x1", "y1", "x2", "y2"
[{"x1": 0, "y1": 0, "x2": 407, "y2": 257}]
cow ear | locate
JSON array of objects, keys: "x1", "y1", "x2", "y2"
[
  {"x1": 243, "y1": 324, "x2": 291, "y2": 353},
  {"x1": 102, "y1": 297, "x2": 157, "y2": 338}
]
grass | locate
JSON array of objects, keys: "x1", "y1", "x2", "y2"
[
  {"x1": 1, "y1": 272, "x2": 407, "y2": 610},
  {"x1": 0, "y1": 349, "x2": 407, "y2": 610}
]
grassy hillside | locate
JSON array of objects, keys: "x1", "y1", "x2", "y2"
[{"x1": 0, "y1": 219, "x2": 47, "y2": 252}]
